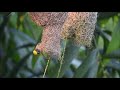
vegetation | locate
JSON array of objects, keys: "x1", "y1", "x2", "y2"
[{"x1": 0, "y1": 12, "x2": 120, "y2": 78}]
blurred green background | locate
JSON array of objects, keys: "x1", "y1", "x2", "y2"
[{"x1": 0, "y1": 12, "x2": 120, "y2": 78}]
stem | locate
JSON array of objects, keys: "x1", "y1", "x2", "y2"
[
  {"x1": 57, "y1": 39, "x2": 67, "y2": 78},
  {"x1": 42, "y1": 58, "x2": 50, "y2": 78}
]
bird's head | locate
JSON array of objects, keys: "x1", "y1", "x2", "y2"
[{"x1": 33, "y1": 43, "x2": 41, "y2": 55}]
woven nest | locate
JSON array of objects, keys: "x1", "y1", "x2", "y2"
[
  {"x1": 61, "y1": 12, "x2": 98, "y2": 47},
  {"x1": 29, "y1": 12, "x2": 97, "y2": 59},
  {"x1": 29, "y1": 12, "x2": 68, "y2": 59}
]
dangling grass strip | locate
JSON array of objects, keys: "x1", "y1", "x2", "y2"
[
  {"x1": 43, "y1": 58, "x2": 50, "y2": 78},
  {"x1": 57, "y1": 39, "x2": 67, "y2": 78}
]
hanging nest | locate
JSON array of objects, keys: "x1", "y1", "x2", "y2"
[
  {"x1": 61, "y1": 12, "x2": 98, "y2": 47},
  {"x1": 29, "y1": 12, "x2": 97, "y2": 59},
  {"x1": 29, "y1": 12, "x2": 68, "y2": 59}
]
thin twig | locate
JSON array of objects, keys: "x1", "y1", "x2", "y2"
[
  {"x1": 43, "y1": 58, "x2": 50, "y2": 78},
  {"x1": 57, "y1": 39, "x2": 67, "y2": 78}
]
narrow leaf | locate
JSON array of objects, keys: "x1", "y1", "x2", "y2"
[
  {"x1": 107, "y1": 19, "x2": 120, "y2": 54},
  {"x1": 73, "y1": 49, "x2": 99, "y2": 78}
]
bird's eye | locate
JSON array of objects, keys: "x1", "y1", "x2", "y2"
[{"x1": 36, "y1": 49, "x2": 40, "y2": 54}]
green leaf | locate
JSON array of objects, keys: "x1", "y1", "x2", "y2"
[
  {"x1": 96, "y1": 26, "x2": 111, "y2": 53},
  {"x1": 0, "y1": 12, "x2": 11, "y2": 17},
  {"x1": 16, "y1": 12, "x2": 26, "y2": 29},
  {"x1": 104, "y1": 49, "x2": 120, "y2": 59},
  {"x1": 107, "y1": 60, "x2": 120, "y2": 71},
  {"x1": 98, "y1": 12, "x2": 119, "y2": 20},
  {"x1": 9, "y1": 52, "x2": 32, "y2": 77},
  {"x1": 107, "y1": 19, "x2": 120, "y2": 54},
  {"x1": 85, "y1": 59, "x2": 99, "y2": 78},
  {"x1": 73, "y1": 49, "x2": 99, "y2": 78}
]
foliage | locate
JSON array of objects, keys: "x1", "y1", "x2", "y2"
[{"x1": 0, "y1": 12, "x2": 120, "y2": 78}]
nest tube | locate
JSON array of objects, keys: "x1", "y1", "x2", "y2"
[{"x1": 29, "y1": 12, "x2": 68, "y2": 60}]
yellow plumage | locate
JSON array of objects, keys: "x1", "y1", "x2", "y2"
[{"x1": 33, "y1": 50, "x2": 38, "y2": 55}]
